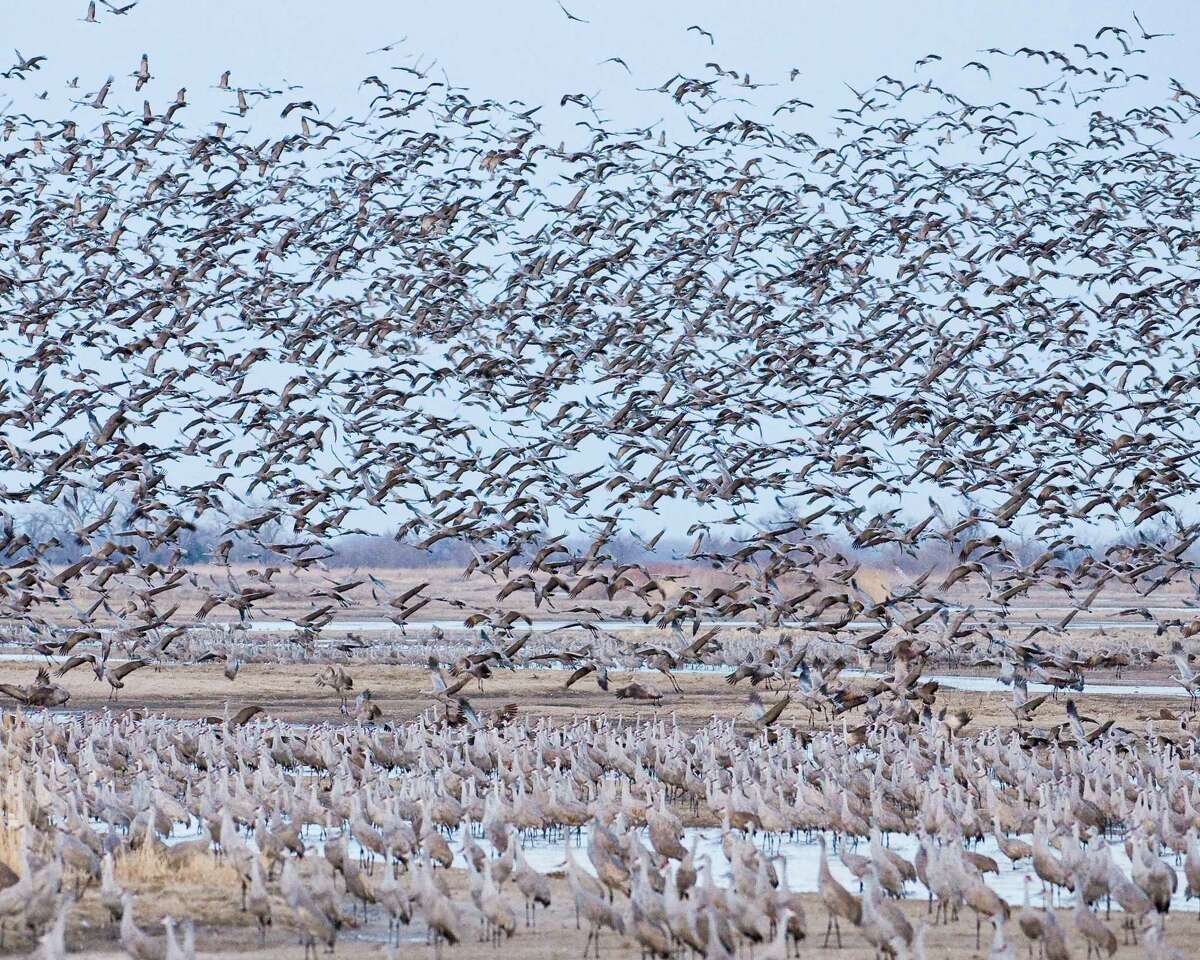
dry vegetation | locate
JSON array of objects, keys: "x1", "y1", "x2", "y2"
[{"x1": 0, "y1": 653, "x2": 1183, "y2": 732}]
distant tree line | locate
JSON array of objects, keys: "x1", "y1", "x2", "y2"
[{"x1": 6, "y1": 498, "x2": 1190, "y2": 573}]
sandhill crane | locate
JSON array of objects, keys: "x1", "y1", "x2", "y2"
[
  {"x1": 218, "y1": 809, "x2": 257, "y2": 912},
  {"x1": 922, "y1": 839, "x2": 961, "y2": 925},
  {"x1": 1143, "y1": 915, "x2": 1187, "y2": 960},
  {"x1": 816, "y1": 834, "x2": 861, "y2": 947},
  {"x1": 860, "y1": 867, "x2": 913, "y2": 957},
  {"x1": 414, "y1": 858, "x2": 466, "y2": 949},
  {"x1": 1105, "y1": 862, "x2": 1152, "y2": 944},
  {"x1": 564, "y1": 836, "x2": 605, "y2": 929},
  {"x1": 420, "y1": 822, "x2": 455, "y2": 869},
  {"x1": 281, "y1": 859, "x2": 340, "y2": 960},
  {"x1": 568, "y1": 865, "x2": 625, "y2": 958},
  {"x1": 663, "y1": 863, "x2": 704, "y2": 954},
  {"x1": 752, "y1": 908, "x2": 793, "y2": 960},
  {"x1": 293, "y1": 899, "x2": 338, "y2": 960},
  {"x1": 587, "y1": 828, "x2": 631, "y2": 901},
  {"x1": 1015, "y1": 875, "x2": 1045, "y2": 958},
  {"x1": 988, "y1": 916, "x2": 1016, "y2": 960},
  {"x1": 646, "y1": 792, "x2": 686, "y2": 862},
  {"x1": 992, "y1": 816, "x2": 1033, "y2": 867},
  {"x1": 0, "y1": 844, "x2": 34, "y2": 943},
  {"x1": 479, "y1": 864, "x2": 516, "y2": 944},
  {"x1": 163, "y1": 917, "x2": 195, "y2": 960},
  {"x1": 769, "y1": 855, "x2": 808, "y2": 955},
  {"x1": 1032, "y1": 822, "x2": 1074, "y2": 906},
  {"x1": 341, "y1": 853, "x2": 378, "y2": 920},
  {"x1": 939, "y1": 706, "x2": 973, "y2": 736},
  {"x1": 0, "y1": 668, "x2": 70, "y2": 708},
  {"x1": 100, "y1": 852, "x2": 123, "y2": 928},
  {"x1": 23, "y1": 852, "x2": 63, "y2": 941},
  {"x1": 28, "y1": 894, "x2": 70, "y2": 960},
  {"x1": 1131, "y1": 832, "x2": 1176, "y2": 922},
  {"x1": 613, "y1": 681, "x2": 663, "y2": 703},
  {"x1": 349, "y1": 797, "x2": 386, "y2": 868},
  {"x1": 629, "y1": 898, "x2": 671, "y2": 958},
  {"x1": 564, "y1": 660, "x2": 609, "y2": 692},
  {"x1": 1073, "y1": 888, "x2": 1117, "y2": 959},
  {"x1": 696, "y1": 907, "x2": 733, "y2": 960},
  {"x1": 314, "y1": 664, "x2": 354, "y2": 704},
  {"x1": 492, "y1": 832, "x2": 517, "y2": 888},
  {"x1": 102, "y1": 659, "x2": 150, "y2": 700},
  {"x1": 1170, "y1": 641, "x2": 1200, "y2": 706},
  {"x1": 246, "y1": 857, "x2": 271, "y2": 945},
  {"x1": 1040, "y1": 909, "x2": 1071, "y2": 960},
  {"x1": 376, "y1": 849, "x2": 414, "y2": 944},
  {"x1": 869, "y1": 828, "x2": 907, "y2": 897},
  {"x1": 511, "y1": 843, "x2": 551, "y2": 926},
  {"x1": 1185, "y1": 829, "x2": 1200, "y2": 909},
  {"x1": 119, "y1": 894, "x2": 165, "y2": 960},
  {"x1": 963, "y1": 872, "x2": 1009, "y2": 949},
  {"x1": 1009, "y1": 678, "x2": 1050, "y2": 728}
]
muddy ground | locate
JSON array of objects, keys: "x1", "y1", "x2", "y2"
[{"x1": 0, "y1": 658, "x2": 1191, "y2": 733}]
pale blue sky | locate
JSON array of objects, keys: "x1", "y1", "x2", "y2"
[
  {"x1": 3, "y1": 1, "x2": 1197, "y2": 545},
  {"x1": 3, "y1": 2, "x2": 1197, "y2": 131}
]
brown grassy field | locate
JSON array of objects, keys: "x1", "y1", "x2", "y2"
[{"x1": 0, "y1": 656, "x2": 1185, "y2": 734}]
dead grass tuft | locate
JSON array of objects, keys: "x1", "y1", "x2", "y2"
[
  {"x1": 0, "y1": 752, "x2": 27, "y2": 875},
  {"x1": 116, "y1": 842, "x2": 239, "y2": 888}
]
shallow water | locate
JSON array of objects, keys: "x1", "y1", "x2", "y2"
[
  {"x1": 7, "y1": 654, "x2": 1185, "y2": 701},
  {"x1": 151, "y1": 817, "x2": 1197, "y2": 914},
  {"x1": 1, "y1": 647, "x2": 1188, "y2": 697},
  {"x1": 839, "y1": 669, "x2": 1193, "y2": 698}
]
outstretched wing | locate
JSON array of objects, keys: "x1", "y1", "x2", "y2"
[
  {"x1": 55, "y1": 654, "x2": 95, "y2": 677},
  {"x1": 230, "y1": 704, "x2": 266, "y2": 728},
  {"x1": 759, "y1": 696, "x2": 791, "y2": 728},
  {"x1": 564, "y1": 664, "x2": 592, "y2": 689},
  {"x1": 0, "y1": 684, "x2": 30, "y2": 704},
  {"x1": 111, "y1": 659, "x2": 149, "y2": 681}
]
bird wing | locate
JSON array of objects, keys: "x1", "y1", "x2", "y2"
[
  {"x1": 459, "y1": 698, "x2": 482, "y2": 729},
  {"x1": 492, "y1": 703, "x2": 519, "y2": 727},
  {"x1": 0, "y1": 684, "x2": 29, "y2": 704},
  {"x1": 564, "y1": 664, "x2": 592, "y2": 689},
  {"x1": 111, "y1": 659, "x2": 149, "y2": 681},
  {"x1": 230, "y1": 705, "x2": 266, "y2": 728},
  {"x1": 55, "y1": 654, "x2": 94, "y2": 677}
]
